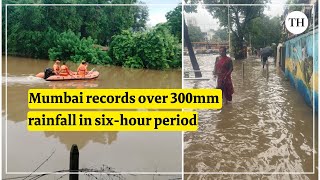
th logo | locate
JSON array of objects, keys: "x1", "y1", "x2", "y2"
[
  {"x1": 285, "y1": 11, "x2": 309, "y2": 35},
  {"x1": 288, "y1": 18, "x2": 305, "y2": 27}
]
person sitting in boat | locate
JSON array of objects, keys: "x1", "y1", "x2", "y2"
[
  {"x1": 53, "y1": 60, "x2": 61, "y2": 75},
  {"x1": 77, "y1": 60, "x2": 88, "y2": 76},
  {"x1": 59, "y1": 62, "x2": 72, "y2": 76}
]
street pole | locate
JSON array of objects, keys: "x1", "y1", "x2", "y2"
[
  {"x1": 228, "y1": 0, "x2": 232, "y2": 56},
  {"x1": 70, "y1": 144, "x2": 79, "y2": 180}
]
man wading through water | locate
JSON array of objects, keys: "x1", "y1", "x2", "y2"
[{"x1": 214, "y1": 47, "x2": 234, "y2": 104}]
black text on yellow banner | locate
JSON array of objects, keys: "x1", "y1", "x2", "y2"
[
  {"x1": 28, "y1": 89, "x2": 222, "y2": 109},
  {"x1": 27, "y1": 111, "x2": 198, "y2": 131}
]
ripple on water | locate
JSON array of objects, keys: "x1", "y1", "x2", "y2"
[
  {"x1": 184, "y1": 56, "x2": 314, "y2": 176},
  {"x1": 4, "y1": 74, "x2": 46, "y2": 86}
]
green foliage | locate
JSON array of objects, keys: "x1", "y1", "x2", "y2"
[
  {"x1": 212, "y1": 28, "x2": 228, "y2": 42},
  {"x1": 165, "y1": 5, "x2": 182, "y2": 42},
  {"x1": 109, "y1": 25, "x2": 181, "y2": 70},
  {"x1": 44, "y1": 6, "x2": 82, "y2": 33},
  {"x1": 5, "y1": 0, "x2": 150, "y2": 57},
  {"x1": 286, "y1": 0, "x2": 303, "y2": 11},
  {"x1": 188, "y1": 25, "x2": 205, "y2": 42},
  {"x1": 184, "y1": 0, "x2": 198, "y2": 13},
  {"x1": 132, "y1": 3, "x2": 149, "y2": 32},
  {"x1": 123, "y1": 55, "x2": 144, "y2": 69},
  {"x1": 139, "y1": 25, "x2": 181, "y2": 69},
  {"x1": 248, "y1": 16, "x2": 281, "y2": 49},
  {"x1": 48, "y1": 30, "x2": 111, "y2": 65},
  {"x1": 108, "y1": 30, "x2": 136, "y2": 66},
  {"x1": 200, "y1": 0, "x2": 269, "y2": 59},
  {"x1": 4, "y1": 0, "x2": 180, "y2": 69},
  {"x1": 48, "y1": 30, "x2": 80, "y2": 61},
  {"x1": 8, "y1": 26, "x2": 59, "y2": 58}
]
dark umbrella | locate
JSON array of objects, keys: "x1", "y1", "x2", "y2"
[{"x1": 260, "y1": 47, "x2": 273, "y2": 57}]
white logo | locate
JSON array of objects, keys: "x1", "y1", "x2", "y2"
[{"x1": 285, "y1": 11, "x2": 308, "y2": 35}]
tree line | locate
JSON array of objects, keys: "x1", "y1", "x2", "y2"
[
  {"x1": 185, "y1": 0, "x2": 282, "y2": 60},
  {"x1": 3, "y1": 0, "x2": 182, "y2": 70}
]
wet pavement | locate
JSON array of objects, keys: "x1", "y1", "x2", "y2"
[{"x1": 184, "y1": 55, "x2": 317, "y2": 179}]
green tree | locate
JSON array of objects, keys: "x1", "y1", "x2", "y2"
[
  {"x1": 188, "y1": 24, "x2": 205, "y2": 42},
  {"x1": 212, "y1": 28, "x2": 228, "y2": 42},
  {"x1": 109, "y1": 25, "x2": 181, "y2": 70},
  {"x1": 286, "y1": 0, "x2": 303, "y2": 11},
  {"x1": 248, "y1": 16, "x2": 281, "y2": 49},
  {"x1": 2, "y1": 0, "x2": 18, "y2": 52},
  {"x1": 7, "y1": 5, "x2": 48, "y2": 57},
  {"x1": 42, "y1": 0, "x2": 82, "y2": 33},
  {"x1": 5, "y1": 0, "x2": 150, "y2": 57},
  {"x1": 48, "y1": 30, "x2": 112, "y2": 64},
  {"x1": 165, "y1": 5, "x2": 182, "y2": 42},
  {"x1": 132, "y1": 3, "x2": 149, "y2": 32},
  {"x1": 4, "y1": 0, "x2": 180, "y2": 70},
  {"x1": 203, "y1": 0, "x2": 268, "y2": 59}
]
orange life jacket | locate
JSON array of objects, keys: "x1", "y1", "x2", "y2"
[
  {"x1": 59, "y1": 65, "x2": 69, "y2": 76},
  {"x1": 53, "y1": 64, "x2": 60, "y2": 74},
  {"x1": 77, "y1": 64, "x2": 87, "y2": 76}
]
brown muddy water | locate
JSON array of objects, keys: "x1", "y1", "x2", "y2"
[
  {"x1": 2, "y1": 56, "x2": 182, "y2": 180},
  {"x1": 183, "y1": 54, "x2": 317, "y2": 180}
]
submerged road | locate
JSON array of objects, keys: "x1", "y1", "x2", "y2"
[{"x1": 184, "y1": 55, "x2": 317, "y2": 179}]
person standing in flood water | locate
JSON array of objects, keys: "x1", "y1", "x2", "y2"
[{"x1": 214, "y1": 47, "x2": 234, "y2": 103}]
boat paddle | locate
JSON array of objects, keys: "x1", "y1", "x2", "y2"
[{"x1": 88, "y1": 68, "x2": 95, "y2": 74}]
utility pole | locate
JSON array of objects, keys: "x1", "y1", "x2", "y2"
[
  {"x1": 228, "y1": 0, "x2": 232, "y2": 56},
  {"x1": 70, "y1": 144, "x2": 79, "y2": 180}
]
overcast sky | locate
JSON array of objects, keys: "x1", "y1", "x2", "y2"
[
  {"x1": 146, "y1": 4, "x2": 178, "y2": 26},
  {"x1": 144, "y1": 0, "x2": 309, "y2": 30},
  {"x1": 141, "y1": 0, "x2": 180, "y2": 27},
  {"x1": 184, "y1": 0, "x2": 288, "y2": 32}
]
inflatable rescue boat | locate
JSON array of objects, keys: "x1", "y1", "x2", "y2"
[{"x1": 36, "y1": 68, "x2": 99, "y2": 81}]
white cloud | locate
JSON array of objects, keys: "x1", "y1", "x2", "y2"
[
  {"x1": 185, "y1": 1, "x2": 287, "y2": 33},
  {"x1": 146, "y1": 4, "x2": 178, "y2": 27},
  {"x1": 264, "y1": 0, "x2": 286, "y2": 17},
  {"x1": 184, "y1": 5, "x2": 219, "y2": 32},
  {"x1": 147, "y1": 13, "x2": 167, "y2": 26}
]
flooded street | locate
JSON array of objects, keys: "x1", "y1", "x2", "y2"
[
  {"x1": 184, "y1": 55, "x2": 317, "y2": 179},
  {"x1": 2, "y1": 56, "x2": 182, "y2": 180}
]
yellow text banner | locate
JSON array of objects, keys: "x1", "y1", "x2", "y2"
[
  {"x1": 27, "y1": 111, "x2": 198, "y2": 131},
  {"x1": 28, "y1": 89, "x2": 222, "y2": 109}
]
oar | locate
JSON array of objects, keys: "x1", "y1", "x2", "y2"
[{"x1": 88, "y1": 68, "x2": 95, "y2": 74}]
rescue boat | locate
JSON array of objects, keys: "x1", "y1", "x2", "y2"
[{"x1": 36, "y1": 68, "x2": 99, "y2": 81}]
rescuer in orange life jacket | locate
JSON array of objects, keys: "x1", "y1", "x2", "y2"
[
  {"x1": 77, "y1": 60, "x2": 88, "y2": 76},
  {"x1": 53, "y1": 60, "x2": 61, "y2": 75},
  {"x1": 59, "y1": 62, "x2": 73, "y2": 76}
]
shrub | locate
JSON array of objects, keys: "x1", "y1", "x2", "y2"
[
  {"x1": 108, "y1": 25, "x2": 181, "y2": 70},
  {"x1": 48, "y1": 30, "x2": 112, "y2": 64}
]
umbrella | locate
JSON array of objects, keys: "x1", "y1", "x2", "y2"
[{"x1": 260, "y1": 47, "x2": 273, "y2": 57}]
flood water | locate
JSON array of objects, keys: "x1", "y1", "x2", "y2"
[
  {"x1": 2, "y1": 56, "x2": 182, "y2": 180},
  {"x1": 184, "y1": 54, "x2": 317, "y2": 179}
]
